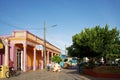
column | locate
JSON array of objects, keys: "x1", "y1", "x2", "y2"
[
  {"x1": 15, "y1": 46, "x2": 18, "y2": 70},
  {"x1": 51, "y1": 52, "x2": 53, "y2": 58},
  {"x1": 11, "y1": 44, "x2": 17, "y2": 69},
  {"x1": 33, "y1": 47, "x2": 36, "y2": 71},
  {"x1": 21, "y1": 51, "x2": 24, "y2": 71},
  {"x1": 47, "y1": 51, "x2": 49, "y2": 64},
  {"x1": 4, "y1": 39, "x2": 9, "y2": 66},
  {"x1": 51, "y1": 52, "x2": 53, "y2": 63},
  {"x1": 23, "y1": 44, "x2": 27, "y2": 72},
  {"x1": 10, "y1": 44, "x2": 14, "y2": 61},
  {"x1": 41, "y1": 49, "x2": 43, "y2": 69}
]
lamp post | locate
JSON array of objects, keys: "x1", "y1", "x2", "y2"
[
  {"x1": 43, "y1": 21, "x2": 47, "y2": 69},
  {"x1": 43, "y1": 21, "x2": 57, "y2": 69}
]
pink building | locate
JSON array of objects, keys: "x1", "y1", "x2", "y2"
[{"x1": 0, "y1": 30, "x2": 61, "y2": 72}]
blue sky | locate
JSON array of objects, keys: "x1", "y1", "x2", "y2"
[{"x1": 0, "y1": 0, "x2": 120, "y2": 54}]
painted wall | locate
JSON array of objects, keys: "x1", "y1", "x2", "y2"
[
  {"x1": 36, "y1": 51, "x2": 41, "y2": 69},
  {"x1": 0, "y1": 30, "x2": 61, "y2": 72},
  {"x1": 27, "y1": 49, "x2": 33, "y2": 70}
]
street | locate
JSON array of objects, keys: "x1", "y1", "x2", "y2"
[{"x1": 0, "y1": 68, "x2": 120, "y2": 80}]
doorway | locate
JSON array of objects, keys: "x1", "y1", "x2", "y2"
[{"x1": 17, "y1": 49, "x2": 21, "y2": 70}]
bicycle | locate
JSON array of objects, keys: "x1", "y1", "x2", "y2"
[{"x1": 5, "y1": 67, "x2": 21, "y2": 78}]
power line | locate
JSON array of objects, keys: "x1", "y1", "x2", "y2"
[
  {"x1": 0, "y1": 19, "x2": 24, "y2": 30},
  {"x1": 0, "y1": 19, "x2": 44, "y2": 30}
]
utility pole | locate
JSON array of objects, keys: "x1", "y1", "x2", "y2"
[
  {"x1": 43, "y1": 21, "x2": 46, "y2": 69},
  {"x1": 43, "y1": 21, "x2": 57, "y2": 69}
]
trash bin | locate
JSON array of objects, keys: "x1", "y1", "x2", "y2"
[
  {"x1": 47, "y1": 65, "x2": 50, "y2": 71},
  {"x1": 0, "y1": 65, "x2": 9, "y2": 78}
]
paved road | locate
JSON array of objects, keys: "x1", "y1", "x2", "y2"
[{"x1": 0, "y1": 68, "x2": 120, "y2": 80}]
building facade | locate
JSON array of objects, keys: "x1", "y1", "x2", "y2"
[{"x1": 0, "y1": 30, "x2": 61, "y2": 72}]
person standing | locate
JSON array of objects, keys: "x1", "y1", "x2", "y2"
[{"x1": 9, "y1": 59, "x2": 14, "y2": 71}]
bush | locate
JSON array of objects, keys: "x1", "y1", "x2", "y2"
[{"x1": 51, "y1": 55, "x2": 62, "y2": 63}]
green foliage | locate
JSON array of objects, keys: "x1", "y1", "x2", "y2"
[
  {"x1": 67, "y1": 45, "x2": 78, "y2": 57},
  {"x1": 106, "y1": 53, "x2": 119, "y2": 60},
  {"x1": 67, "y1": 25, "x2": 120, "y2": 59},
  {"x1": 51, "y1": 55, "x2": 62, "y2": 63}
]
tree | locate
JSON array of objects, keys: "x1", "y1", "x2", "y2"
[
  {"x1": 51, "y1": 55, "x2": 62, "y2": 63},
  {"x1": 68, "y1": 25, "x2": 120, "y2": 60},
  {"x1": 67, "y1": 45, "x2": 78, "y2": 57}
]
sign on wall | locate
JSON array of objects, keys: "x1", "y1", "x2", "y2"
[
  {"x1": 36, "y1": 45, "x2": 43, "y2": 50},
  {"x1": 0, "y1": 39, "x2": 3, "y2": 49}
]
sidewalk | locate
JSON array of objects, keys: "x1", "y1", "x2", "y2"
[{"x1": 0, "y1": 68, "x2": 120, "y2": 80}]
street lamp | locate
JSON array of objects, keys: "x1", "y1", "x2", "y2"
[{"x1": 43, "y1": 21, "x2": 57, "y2": 69}]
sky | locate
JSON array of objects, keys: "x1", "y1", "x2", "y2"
[{"x1": 0, "y1": 0, "x2": 120, "y2": 54}]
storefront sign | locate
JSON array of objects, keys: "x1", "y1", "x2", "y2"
[{"x1": 0, "y1": 39, "x2": 3, "y2": 49}]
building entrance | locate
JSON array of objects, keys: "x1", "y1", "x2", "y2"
[{"x1": 17, "y1": 49, "x2": 21, "y2": 70}]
